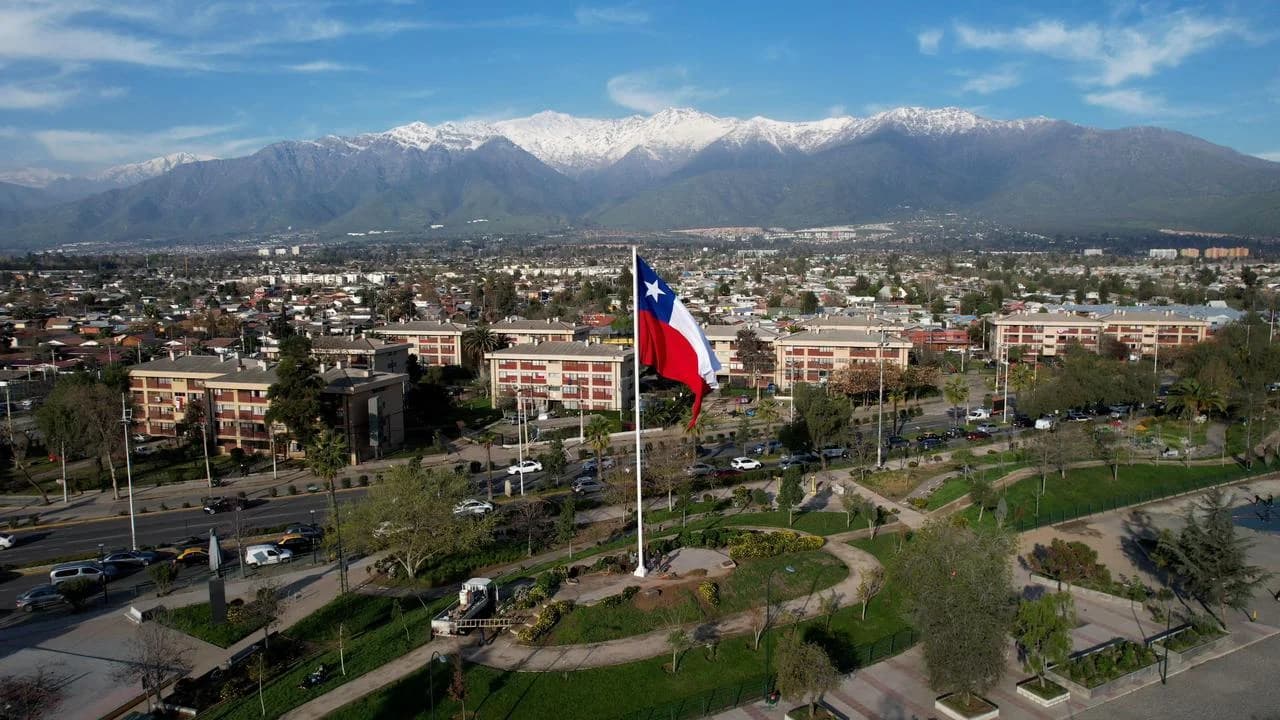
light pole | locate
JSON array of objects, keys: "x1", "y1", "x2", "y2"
[
  {"x1": 428, "y1": 651, "x2": 449, "y2": 720},
  {"x1": 121, "y1": 394, "x2": 138, "y2": 551},
  {"x1": 0, "y1": 381, "x2": 11, "y2": 445},
  {"x1": 1001, "y1": 346, "x2": 1009, "y2": 425},
  {"x1": 875, "y1": 334, "x2": 887, "y2": 468},
  {"x1": 98, "y1": 543, "x2": 107, "y2": 603},
  {"x1": 309, "y1": 509, "x2": 317, "y2": 563}
]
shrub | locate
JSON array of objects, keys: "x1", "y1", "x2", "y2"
[
  {"x1": 907, "y1": 461, "x2": 918, "y2": 468},
  {"x1": 727, "y1": 530, "x2": 824, "y2": 561},
  {"x1": 732, "y1": 486, "x2": 752, "y2": 508},
  {"x1": 268, "y1": 487, "x2": 278, "y2": 498},
  {"x1": 621, "y1": 585, "x2": 640, "y2": 601},
  {"x1": 697, "y1": 581, "x2": 720, "y2": 607},
  {"x1": 340, "y1": 477, "x2": 352, "y2": 489},
  {"x1": 751, "y1": 488, "x2": 769, "y2": 507},
  {"x1": 139, "y1": 506, "x2": 150, "y2": 514},
  {"x1": 182, "y1": 501, "x2": 192, "y2": 509},
  {"x1": 907, "y1": 497, "x2": 928, "y2": 510},
  {"x1": 359, "y1": 475, "x2": 370, "y2": 487},
  {"x1": 702, "y1": 493, "x2": 714, "y2": 503},
  {"x1": 287, "y1": 484, "x2": 298, "y2": 495},
  {"x1": 159, "y1": 502, "x2": 168, "y2": 511},
  {"x1": 516, "y1": 600, "x2": 573, "y2": 643}
]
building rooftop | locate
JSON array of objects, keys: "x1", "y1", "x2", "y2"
[
  {"x1": 991, "y1": 312, "x2": 1102, "y2": 325},
  {"x1": 492, "y1": 319, "x2": 586, "y2": 332},
  {"x1": 702, "y1": 324, "x2": 781, "y2": 341},
  {"x1": 310, "y1": 336, "x2": 411, "y2": 352},
  {"x1": 372, "y1": 321, "x2": 466, "y2": 334},
  {"x1": 776, "y1": 330, "x2": 913, "y2": 346},
  {"x1": 130, "y1": 354, "x2": 241, "y2": 375},
  {"x1": 486, "y1": 341, "x2": 633, "y2": 359},
  {"x1": 321, "y1": 367, "x2": 408, "y2": 391}
]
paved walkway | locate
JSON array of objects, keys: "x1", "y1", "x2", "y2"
[{"x1": 279, "y1": 531, "x2": 882, "y2": 719}]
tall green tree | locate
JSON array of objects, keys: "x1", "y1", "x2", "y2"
[
  {"x1": 266, "y1": 336, "x2": 322, "y2": 449},
  {"x1": 307, "y1": 429, "x2": 349, "y2": 592},
  {"x1": 775, "y1": 635, "x2": 838, "y2": 719},
  {"x1": 943, "y1": 375, "x2": 970, "y2": 413},
  {"x1": 792, "y1": 383, "x2": 849, "y2": 469},
  {"x1": 585, "y1": 415, "x2": 612, "y2": 471},
  {"x1": 35, "y1": 381, "x2": 87, "y2": 501},
  {"x1": 1014, "y1": 592, "x2": 1075, "y2": 692},
  {"x1": 461, "y1": 325, "x2": 507, "y2": 368},
  {"x1": 1157, "y1": 487, "x2": 1271, "y2": 625},
  {"x1": 1165, "y1": 378, "x2": 1226, "y2": 452},
  {"x1": 736, "y1": 328, "x2": 776, "y2": 400},
  {"x1": 776, "y1": 471, "x2": 804, "y2": 526},
  {"x1": 893, "y1": 520, "x2": 1017, "y2": 707}
]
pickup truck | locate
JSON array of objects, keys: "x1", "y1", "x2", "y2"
[{"x1": 431, "y1": 578, "x2": 495, "y2": 636}]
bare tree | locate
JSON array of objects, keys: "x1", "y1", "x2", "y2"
[
  {"x1": 819, "y1": 590, "x2": 841, "y2": 630},
  {"x1": 509, "y1": 498, "x2": 547, "y2": 557},
  {"x1": 116, "y1": 620, "x2": 193, "y2": 713},
  {"x1": 748, "y1": 596, "x2": 787, "y2": 651},
  {"x1": 246, "y1": 582, "x2": 286, "y2": 650},
  {"x1": 0, "y1": 666, "x2": 68, "y2": 720},
  {"x1": 856, "y1": 566, "x2": 886, "y2": 620}
]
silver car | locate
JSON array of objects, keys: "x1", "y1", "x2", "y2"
[{"x1": 16, "y1": 584, "x2": 65, "y2": 612}]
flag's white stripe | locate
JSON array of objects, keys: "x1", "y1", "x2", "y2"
[{"x1": 667, "y1": 297, "x2": 722, "y2": 390}]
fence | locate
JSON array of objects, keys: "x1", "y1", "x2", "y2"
[
  {"x1": 1004, "y1": 465, "x2": 1270, "y2": 533},
  {"x1": 607, "y1": 627, "x2": 919, "y2": 720}
]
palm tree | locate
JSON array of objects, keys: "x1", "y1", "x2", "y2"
[
  {"x1": 585, "y1": 415, "x2": 612, "y2": 474},
  {"x1": 1009, "y1": 363, "x2": 1036, "y2": 395},
  {"x1": 943, "y1": 375, "x2": 970, "y2": 415},
  {"x1": 888, "y1": 388, "x2": 906, "y2": 434},
  {"x1": 307, "y1": 429, "x2": 350, "y2": 592},
  {"x1": 681, "y1": 406, "x2": 708, "y2": 461},
  {"x1": 461, "y1": 325, "x2": 507, "y2": 368},
  {"x1": 1166, "y1": 378, "x2": 1226, "y2": 454},
  {"x1": 477, "y1": 430, "x2": 498, "y2": 502}
]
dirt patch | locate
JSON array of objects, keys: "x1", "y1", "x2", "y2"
[
  {"x1": 633, "y1": 580, "x2": 700, "y2": 611},
  {"x1": 1054, "y1": 519, "x2": 1102, "y2": 537}
]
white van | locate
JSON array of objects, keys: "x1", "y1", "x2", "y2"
[
  {"x1": 244, "y1": 545, "x2": 293, "y2": 567},
  {"x1": 49, "y1": 562, "x2": 105, "y2": 586},
  {"x1": 966, "y1": 408, "x2": 991, "y2": 421}
]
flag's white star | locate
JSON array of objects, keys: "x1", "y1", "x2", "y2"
[{"x1": 644, "y1": 279, "x2": 665, "y2": 301}]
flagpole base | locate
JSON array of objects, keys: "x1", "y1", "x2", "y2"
[{"x1": 633, "y1": 565, "x2": 648, "y2": 578}]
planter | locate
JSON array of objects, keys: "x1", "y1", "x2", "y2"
[
  {"x1": 1015, "y1": 678, "x2": 1070, "y2": 707},
  {"x1": 1149, "y1": 624, "x2": 1231, "y2": 671},
  {"x1": 784, "y1": 704, "x2": 841, "y2": 720},
  {"x1": 1046, "y1": 640, "x2": 1162, "y2": 700},
  {"x1": 935, "y1": 694, "x2": 999, "y2": 720}
]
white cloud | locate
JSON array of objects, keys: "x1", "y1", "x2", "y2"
[
  {"x1": 958, "y1": 66, "x2": 1022, "y2": 95},
  {"x1": 33, "y1": 124, "x2": 272, "y2": 165},
  {"x1": 917, "y1": 29, "x2": 942, "y2": 55},
  {"x1": 826, "y1": 104, "x2": 847, "y2": 118},
  {"x1": 285, "y1": 60, "x2": 365, "y2": 73},
  {"x1": 954, "y1": 12, "x2": 1245, "y2": 87},
  {"x1": 1256, "y1": 151, "x2": 1280, "y2": 162},
  {"x1": 575, "y1": 6, "x2": 649, "y2": 27},
  {"x1": 0, "y1": 83, "x2": 77, "y2": 109},
  {"x1": 1083, "y1": 88, "x2": 1168, "y2": 114},
  {"x1": 606, "y1": 68, "x2": 724, "y2": 113}
]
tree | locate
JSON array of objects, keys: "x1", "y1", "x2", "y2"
[
  {"x1": 477, "y1": 430, "x2": 498, "y2": 502},
  {"x1": 178, "y1": 397, "x2": 213, "y2": 488},
  {"x1": 266, "y1": 336, "x2": 323, "y2": 449},
  {"x1": 819, "y1": 590, "x2": 841, "y2": 630},
  {"x1": 116, "y1": 619, "x2": 192, "y2": 713},
  {"x1": 510, "y1": 498, "x2": 547, "y2": 557},
  {"x1": 666, "y1": 627, "x2": 692, "y2": 673},
  {"x1": 556, "y1": 497, "x2": 577, "y2": 558},
  {"x1": 56, "y1": 578, "x2": 97, "y2": 612},
  {"x1": 748, "y1": 597, "x2": 786, "y2": 651},
  {"x1": 347, "y1": 464, "x2": 497, "y2": 578},
  {"x1": 1157, "y1": 487, "x2": 1271, "y2": 625},
  {"x1": 1090, "y1": 426, "x2": 1122, "y2": 481},
  {"x1": 943, "y1": 375, "x2": 970, "y2": 414},
  {"x1": 1014, "y1": 592, "x2": 1075, "y2": 692},
  {"x1": 585, "y1": 415, "x2": 612, "y2": 470},
  {"x1": 855, "y1": 565, "x2": 886, "y2": 620},
  {"x1": 75, "y1": 380, "x2": 127, "y2": 500},
  {"x1": 776, "y1": 472, "x2": 804, "y2": 526},
  {"x1": 148, "y1": 563, "x2": 176, "y2": 596},
  {"x1": 798, "y1": 291, "x2": 819, "y2": 315},
  {"x1": 0, "y1": 667, "x2": 67, "y2": 720},
  {"x1": 538, "y1": 438, "x2": 568, "y2": 487},
  {"x1": 967, "y1": 475, "x2": 997, "y2": 524},
  {"x1": 839, "y1": 484, "x2": 866, "y2": 529},
  {"x1": 36, "y1": 381, "x2": 87, "y2": 501},
  {"x1": 775, "y1": 635, "x2": 838, "y2": 719},
  {"x1": 1165, "y1": 377, "x2": 1226, "y2": 451},
  {"x1": 792, "y1": 384, "x2": 849, "y2": 468},
  {"x1": 448, "y1": 652, "x2": 468, "y2": 720},
  {"x1": 245, "y1": 582, "x2": 285, "y2": 650},
  {"x1": 5, "y1": 431, "x2": 48, "y2": 505},
  {"x1": 893, "y1": 520, "x2": 1016, "y2": 707},
  {"x1": 461, "y1": 324, "x2": 507, "y2": 368},
  {"x1": 736, "y1": 329, "x2": 776, "y2": 400},
  {"x1": 308, "y1": 429, "x2": 350, "y2": 591}
]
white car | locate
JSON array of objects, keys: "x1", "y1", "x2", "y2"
[
  {"x1": 453, "y1": 499, "x2": 495, "y2": 516},
  {"x1": 730, "y1": 457, "x2": 762, "y2": 471},
  {"x1": 1034, "y1": 417, "x2": 1056, "y2": 431},
  {"x1": 975, "y1": 423, "x2": 999, "y2": 434},
  {"x1": 0, "y1": 533, "x2": 14, "y2": 549},
  {"x1": 506, "y1": 460, "x2": 543, "y2": 476},
  {"x1": 966, "y1": 408, "x2": 991, "y2": 421}
]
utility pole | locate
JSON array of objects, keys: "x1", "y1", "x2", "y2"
[
  {"x1": 876, "y1": 333, "x2": 887, "y2": 468},
  {"x1": 121, "y1": 394, "x2": 138, "y2": 550},
  {"x1": 329, "y1": 480, "x2": 348, "y2": 593}
]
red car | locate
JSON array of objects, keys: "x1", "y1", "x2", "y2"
[
  {"x1": 712, "y1": 468, "x2": 741, "y2": 479},
  {"x1": 965, "y1": 430, "x2": 992, "y2": 441}
]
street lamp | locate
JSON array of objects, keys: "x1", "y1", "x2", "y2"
[
  {"x1": 428, "y1": 651, "x2": 450, "y2": 720},
  {"x1": 121, "y1": 394, "x2": 138, "y2": 550},
  {"x1": 875, "y1": 334, "x2": 888, "y2": 468},
  {"x1": 0, "y1": 381, "x2": 11, "y2": 446},
  {"x1": 97, "y1": 543, "x2": 107, "y2": 602},
  {"x1": 310, "y1": 509, "x2": 317, "y2": 562}
]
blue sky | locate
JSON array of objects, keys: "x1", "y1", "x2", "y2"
[{"x1": 1, "y1": 0, "x2": 1278, "y2": 174}]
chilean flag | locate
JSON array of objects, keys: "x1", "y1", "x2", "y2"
[{"x1": 635, "y1": 255, "x2": 721, "y2": 427}]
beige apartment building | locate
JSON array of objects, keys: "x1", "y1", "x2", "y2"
[
  {"x1": 129, "y1": 354, "x2": 242, "y2": 438},
  {"x1": 486, "y1": 341, "x2": 635, "y2": 412},
  {"x1": 703, "y1": 325, "x2": 781, "y2": 388},
  {"x1": 991, "y1": 310, "x2": 1209, "y2": 360},
  {"x1": 371, "y1": 321, "x2": 465, "y2": 367},
  {"x1": 800, "y1": 314, "x2": 904, "y2": 334},
  {"x1": 263, "y1": 335, "x2": 410, "y2": 374},
  {"x1": 492, "y1": 318, "x2": 590, "y2": 345},
  {"x1": 774, "y1": 330, "x2": 912, "y2": 389},
  {"x1": 206, "y1": 363, "x2": 278, "y2": 455},
  {"x1": 1098, "y1": 310, "x2": 1209, "y2": 358}
]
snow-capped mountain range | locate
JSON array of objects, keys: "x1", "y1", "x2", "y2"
[
  {"x1": 0, "y1": 152, "x2": 213, "y2": 197},
  {"x1": 333, "y1": 106, "x2": 1054, "y2": 175}
]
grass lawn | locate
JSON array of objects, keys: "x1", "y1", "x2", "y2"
[
  {"x1": 925, "y1": 477, "x2": 970, "y2": 511},
  {"x1": 850, "y1": 468, "x2": 920, "y2": 500},
  {"x1": 159, "y1": 603, "x2": 267, "y2": 649},
  {"x1": 329, "y1": 540, "x2": 912, "y2": 720},
  {"x1": 960, "y1": 462, "x2": 1262, "y2": 531},
  {"x1": 546, "y1": 550, "x2": 847, "y2": 645}
]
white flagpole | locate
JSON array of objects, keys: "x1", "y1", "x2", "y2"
[{"x1": 632, "y1": 246, "x2": 647, "y2": 578}]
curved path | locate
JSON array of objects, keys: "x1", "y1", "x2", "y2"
[{"x1": 281, "y1": 530, "x2": 883, "y2": 720}]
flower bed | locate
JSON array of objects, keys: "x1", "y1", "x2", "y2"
[
  {"x1": 515, "y1": 600, "x2": 574, "y2": 643},
  {"x1": 1015, "y1": 677, "x2": 1069, "y2": 707},
  {"x1": 1151, "y1": 620, "x2": 1230, "y2": 669},
  {"x1": 727, "y1": 530, "x2": 824, "y2": 561},
  {"x1": 1047, "y1": 639, "x2": 1160, "y2": 700}
]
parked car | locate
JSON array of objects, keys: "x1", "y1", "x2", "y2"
[
  {"x1": 1108, "y1": 404, "x2": 1132, "y2": 418},
  {"x1": 885, "y1": 436, "x2": 910, "y2": 449},
  {"x1": 730, "y1": 456, "x2": 762, "y2": 471},
  {"x1": 1066, "y1": 410, "x2": 1091, "y2": 422},
  {"x1": 777, "y1": 455, "x2": 809, "y2": 471},
  {"x1": 966, "y1": 408, "x2": 991, "y2": 421},
  {"x1": 918, "y1": 437, "x2": 945, "y2": 451},
  {"x1": 173, "y1": 547, "x2": 210, "y2": 567},
  {"x1": 102, "y1": 550, "x2": 158, "y2": 566},
  {"x1": 274, "y1": 534, "x2": 314, "y2": 554},
  {"x1": 49, "y1": 562, "x2": 105, "y2": 587},
  {"x1": 572, "y1": 478, "x2": 606, "y2": 494},
  {"x1": 819, "y1": 446, "x2": 849, "y2": 459},
  {"x1": 1034, "y1": 416, "x2": 1056, "y2": 431},
  {"x1": 16, "y1": 584, "x2": 66, "y2": 612},
  {"x1": 685, "y1": 462, "x2": 716, "y2": 477},
  {"x1": 245, "y1": 545, "x2": 293, "y2": 567},
  {"x1": 975, "y1": 423, "x2": 999, "y2": 434},
  {"x1": 131, "y1": 433, "x2": 148, "y2": 443},
  {"x1": 737, "y1": 395, "x2": 752, "y2": 405},
  {"x1": 0, "y1": 533, "x2": 14, "y2": 549},
  {"x1": 581, "y1": 457, "x2": 615, "y2": 472},
  {"x1": 965, "y1": 430, "x2": 992, "y2": 441},
  {"x1": 453, "y1": 499, "x2": 495, "y2": 516},
  {"x1": 751, "y1": 440, "x2": 783, "y2": 455},
  {"x1": 1012, "y1": 414, "x2": 1034, "y2": 428},
  {"x1": 943, "y1": 427, "x2": 966, "y2": 439},
  {"x1": 506, "y1": 460, "x2": 543, "y2": 476},
  {"x1": 1161, "y1": 447, "x2": 1181, "y2": 458},
  {"x1": 202, "y1": 496, "x2": 247, "y2": 514}
]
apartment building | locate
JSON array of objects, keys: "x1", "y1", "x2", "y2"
[
  {"x1": 774, "y1": 330, "x2": 912, "y2": 389},
  {"x1": 321, "y1": 366, "x2": 408, "y2": 463},
  {"x1": 206, "y1": 363, "x2": 278, "y2": 455},
  {"x1": 261, "y1": 335, "x2": 410, "y2": 373},
  {"x1": 703, "y1": 325, "x2": 780, "y2": 388},
  {"x1": 492, "y1": 318, "x2": 590, "y2": 346},
  {"x1": 128, "y1": 354, "x2": 241, "y2": 438},
  {"x1": 800, "y1": 314, "x2": 904, "y2": 334},
  {"x1": 1098, "y1": 310, "x2": 1209, "y2": 359},
  {"x1": 486, "y1": 341, "x2": 635, "y2": 412},
  {"x1": 370, "y1": 321, "x2": 465, "y2": 366}
]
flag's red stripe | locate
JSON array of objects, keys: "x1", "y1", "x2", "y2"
[{"x1": 637, "y1": 309, "x2": 710, "y2": 426}]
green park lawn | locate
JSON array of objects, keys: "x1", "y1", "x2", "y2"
[
  {"x1": 546, "y1": 550, "x2": 847, "y2": 645},
  {"x1": 328, "y1": 538, "x2": 912, "y2": 720},
  {"x1": 960, "y1": 461, "x2": 1261, "y2": 530},
  {"x1": 925, "y1": 477, "x2": 971, "y2": 511},
  {"x1": 159, "y1": 602, "x2": 267, "y2": 648}
]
